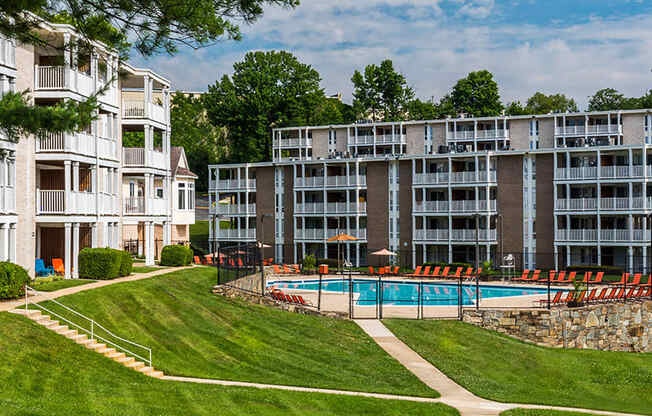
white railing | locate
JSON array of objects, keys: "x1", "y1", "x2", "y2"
[
  {"x1": 556, "y1": 198, "x2": 597, "y2": 210},
  {"x1": 0, "y1": 37, "x2": 15, "y2": 68},
  {"x1": 414, "y1": 171, "x2": 496, "y2": 184},
  {"x1": 600, "y1": 166, "x2": 631, "y2": 178},
  {"x1": 215, "y1": 179, "x2": 257, "y2": 190},
  {"x1": 100, "y1": 193, "x2": 119, "y2": 215},
  {"x1": 0, "y1": 186, "x2": 15, "y2": 213},
  {"x1": 600, "y1": 198, "x2": 630, "y2": 210},
  {"x1": 295, "y1": 202, "x2": 366, "y2": 214},
  {"x1": 36, "y1": 132, "x2": 114, "y2": 159},
  {"x1": 376, "y1": 134, "x2": 406, "y2": 144},
  {"x1": 295, "y1": 228, "x2": 367, "y2": 240},
  {"x1": 274, "y1": 138, "x2": 313, "y2": 147},
  {"x1": 37, "y1": 190, "x2": 65, "y2": 214},
  {"x1": 123, "y1": 197, "x2": 144, "y2": 214},
  {"x1": 556, "y1": 166, "x2": 598, "y2": 180},
  {"x1": 414, "y1": 229, "x2": 449, "y2": 241},
  {"x1": 295, "y1": 176, "x2": 366, "y2": 188},
  {"x1": 351, "y1": 135, "x2": 374, "y2": 145},
  {"x1": 35, "y1": 66, "x2": 65, "y2": 89},
  {"x1": 414, "y1": 200, "x2": 449, "y2": 213},
  {"x1": 556, "y1": 229, "x2": 598, "y2": 241},
  {"x1": 122, "y1": 100, "x2": 145, "y2": 118},
  {"x1": 77, "y1": 73, "x2": 93, "y2": 97},
  {"x1": 447, "y1": 129, "x2": 509, "y2": 140},
  {"x1": 151, "y1": 104, "x2": 165, "y2": 123},
  {"x1": 23, "y1": 286, "x2": 152, "y2": 366},
  {"x1": 414, "y1": 172, "x2": 449, "y2": 185},
  {"x1": 151, "y1": 150, "x2": 166, "y2": 170},
  {"x1": 72, "y1": 192, "x2": 95, "y2": 214},
  {"x1": 150, "y1": 198, "x2": 167, "y2": 216},
  {"x1": 212, "y1": 203, "x2": 257, "y2": 215},
  {"x1": 97, "y1": 136, "x2": 118, "y2": 160},
  {"x1": 215, "y1": 228, "x2": 256, "y2": 240},
  {"x1": 123, "y1": 148, "x2": 145, "y2": 166},
  {"x1": 555, "y1": 125, "x2": 621, "y2": 136},
  {"x1": 450, "y1": 229, "x2": 497, "y2": 241}
]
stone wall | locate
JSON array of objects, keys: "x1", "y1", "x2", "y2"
[{"x1": 463, "y1": 301, "x2": 652, "y2": 352}]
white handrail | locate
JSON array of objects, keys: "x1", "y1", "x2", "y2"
[{"x1": 24, "y1": 285, "x2": 152, "y2": 366}]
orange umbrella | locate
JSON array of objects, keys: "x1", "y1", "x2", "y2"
[
  {"x1": 370, "y1": 248, "x2": 397, "y2": 256},
  {"x1": 327, "y1": 233, "x2": 358, "y2": 242}
]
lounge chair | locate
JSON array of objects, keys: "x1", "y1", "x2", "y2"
[
  {"x1": 368, "y1": 266, "x2": 376, "y2": 275},
  {"x1": 554, "y1": 271, "x2": 568, "y2": 283},
  {"x1": 193, "y1": 256, "x2": 201, "y2": 265},
  {"x1": 35, "y1": 259, "x2": 54, "y2": 277},
  {"x1": 52, "y1": 258, "x2": 64, "y2": 276},
  {"x1": 273, "y1": 265, "x2": 283, "y2": 274},
  {"x1": 449, "y1": 267, "x2": 463, "y2": 279},
  {"x1": 580, "y1": 272, "x2": 593, "y2": 283},
  {"x1": 431, "y1": 266, "x2": 442, "y2": 277},
  {"x1": 421, "y1": 266, "x2": 432, "y2": 277},
  {"x1": 513, "y1": 270, "x2": 530, "y2": 281},
  {"x1": 561, "y1": 291, "x2": 574, "y2": 304},
  {"x1": 297, "y1": 295, "x2": 312, "y2": 306},
  {"x1": 440, "y1": 266, "x2": 450, "y2": 278},
  {"x1": 283, "y1": 264, "x2": 294, "y2": 274},
  {"x1": 629, "y1": 273, "x2": 641, "y2": 286},
  {"x1": 595, "y1": 287, "x2": 609, "y2": 302},
  {"x1": 206, "y1": 256, "x2": 214, "y2": 265},
  {"x1": 539, "y1": 270, "x2": 556, "y2": 283},
  {"x1": 589, "y1": 272, "x2": 604, "y2": 284},
  {"x1": 605, "y1": 287, "x2": 619, "y2": 301},
  {"x1": 536, "y1": 290, "x2": 563, "y2": 305},
  {"x1": 406, "y1": 266, "x2": 423, "y2": 277},
  {"x1": 610, "y1": 273, "x2": 629, "y2": 285},
  {"x1": 391, "y1": 266, "x2": 399, "y2": 275},
  {"x1": 525, "y1": 269, "x2": 541, "y2": 282},
  {"x1": 586, "y1": 288, "x2": 598, "y2": 302}
]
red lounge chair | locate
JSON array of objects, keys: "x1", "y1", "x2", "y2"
[
  {"x1": 463, "y1": 267, "x2": 473, "y2": 278},
  {"x1": 610, "y1": 273, "x2": 629, "y2": 285},
  {"x1": 580, "y1": 271, "x2": 593, "y2": 283},
  {"x1": 283, "y1": 264, "x2": 294, "y2": 274},
  {"x1": 539, "y1": 270, "x2": 556, "y2": 283},
  {"x1": 575, "y1": 290, "x2": 586, "y2": 303},
  {"x1": 440, "y1": 266, "x2": 450, "y2": 278},
  {"x1": 450, "y1": 267, "x2": 463, "y2": 279},
  {"x1": 206, "y1": 256, "x2": 214, "y2": 265},
  {"x1": 629, "y1": 274, "x2": 641, "y2": 286},
  {"x1": 406, "y1": 266, "x2": 423, "y2": 277},
  {"x1": 644, "y1": 287, "x2": 652, "y2": 297},
  {"x1": 193, "y1": 256, "x2": 201, "y2": 264},
  {"x1": 554, "y1": 271, "x2": 567, "y2": 283},
  {"x1": 368, "y1": 266, "x2": 376, "y2": 275},
  {"x1": 52, "y1": 258, "x2": 65, "y2": 276},
  {"x1": 421, "y1": 266, "x2": 432, "y2": 277},
  {"x1": 291, "y1": 295, "x2": 301, "y2": 303},
  {"x1": 297, "y1": 295, "x2": 312, "y2": 306},
  {"x1": 589, "y1": 272, "x2": 604, "y2": 284},
  {"x1": 513, "y1": 270, "x2": 530, "y2": 281},
  {"x1": 564, "y1": 271, "x2": 576, "y2": 284},
  {"x1": 431, "y1": 266, "x2": 442, "y2": 277},
  {"x1": 586, "y1": 288, "x2": 598, "y2": 302},
  {"x1": 633, "y1": 287, "x2": 646, "y2": 298},
  {"x1": 525, "y1": 269, "x2": 541, "y2": 282},
  {"x1": 605, "y1": 287, "x2": 619, "y2": 301},
  {"x1": 537, "y1": 290, "x2": 563, "y2": 305},
  {"x1": 640, "y1": 275, "x2": 652, "y2": 287},
  {"x1": 391, "y1": 266, "x2": 399, "y2": 275},
  {"x1": 561, "y1": 291, "x2": 574, "y2": 304},
  {"x1": 273, "y1": 265, "x2": 283, "y2": 274}
]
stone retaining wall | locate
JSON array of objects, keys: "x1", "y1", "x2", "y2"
[{"x1": 462, "y1": 301, "x2": 651, "y2": 352}]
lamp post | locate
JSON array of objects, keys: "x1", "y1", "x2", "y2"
[
  {"x1": 259, "y1": 213, "x2": 274, "y2": 296},
  {"x1": 475, "y1": 213, "x2": 480, "y2": 311}
]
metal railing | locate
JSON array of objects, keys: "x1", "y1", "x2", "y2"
[
  {"x1": 295, "y1": 176, "x2": 367, "y2": 188},
  {"x1": 122, "y1": 100, "x2": 146, "y2": 118},
  {"x1": 24, "y1": 285, "x2": 152, "y2": 366},
  {"x1": 555, "y1": 125, "x2": 621, "y2": 136}
]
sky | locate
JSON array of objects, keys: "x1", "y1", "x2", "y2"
[{"x1": 131, "y1": 0, "x2": 652, "y2": 109}]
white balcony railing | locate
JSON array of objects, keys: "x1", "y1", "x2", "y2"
[
  {"x1": 414, "y1": 171, "x2": 496, "y2": 184},
  {"x1": 295, "y1": 228, "x2": 367, "y2": 240},
  {"x1": 447, "y1": 129, "x2": 509, "y2": 140},
  {"x1": 294, "y1": 175, "x2": 367, "y2": 188},
  {"x1": 214, "y1": 228, "x2": 256, "y2": 240},
  {"x1": 34, "y1": 65, "x2": 117, "y2": 106},
  {"x1": 414, "y1": 200, "x2": 496, "y2": 213},
  {"x1": 556, "y1": 197, "x2": 649, "y2": 211},
  {"x1": 37, "y1": 190, "x2": 65, "y2": 214},
  {"x1": 123, "y1": 197, "x2": 144, "y2": 214},
  {"x1": 213, "y1": 179, "x2": 257, "y2": 190},
  {"x1": 0, "y1": 186, "x2": 15, "y2": 213},
  {"x1": 350, "y1": 135, "x2": 374, "y2": 145},
  {"x1": 555, "y1": 229, "x2": 649, "y2": 242},
  {"x1": 150, "y1": 198, "x2": 167, "y2": 216},
  {"x1": 414, "y1": 229, "x2": 497, "y2": 241},
  {"x1": 295, "y1": 202, "x2": 366, "y2": 214},
  {"x1": 555, "y1": 125, "x2": 621, "y2": 136},
  {"x1": 0, "y1": 37, "x2": 16, "y2": 68},
  {"x1": 414, "y1": 200, "x2": 449, "y2": 213},
  {"x1": 414, "y1": 229, "x2": 449, "y2": 241},
  {"x1": 36, "y1": 132, "x2": 119, "y2": 160},
  {"x1": 122, "y1": 100, "x2": 145, "y2": 118},
  {"x1": 211, "y1": 203, "x2": 257, "y2": 215},
  {"x1": 35, "y1": 66, "x2": 65, "y2": 89},
  {"x1": 36, "y1": 190, "x2": 106, "y2": 215},
  {"x1": 122, "y1": 148, "x2": 167, "y2": 170},
  {"x1": 274, "y1": 138, "x2": 313, "y2": 147},
  {"x1": 100, "y1": 193, "x2": 119, "y2": 215}
]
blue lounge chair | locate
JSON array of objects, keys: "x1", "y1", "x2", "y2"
[{"x1": 35, "y1": 259, "x2": 54, "y2": 277}]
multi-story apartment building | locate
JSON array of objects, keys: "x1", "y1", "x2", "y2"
[
  {"x1": 0, "y1": 16, "x2": 180, "y2": 277},
  {"x1": 209, "y1": 109, "x2": 652, "y2": 272}
]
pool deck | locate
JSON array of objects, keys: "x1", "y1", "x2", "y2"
[{"x1": 267, "y1": 273, "x2": 571, "y2": 318}]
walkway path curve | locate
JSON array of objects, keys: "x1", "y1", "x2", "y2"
[
  {"x1": 355, "y1": 319, "x2": 643, "y2": 416},
  {"x1": 0, "y1": 265, "x2": 197, "y2": 312}
]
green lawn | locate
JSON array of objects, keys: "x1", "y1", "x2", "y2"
[
  {"x1": 132, "y1": 266, "x2": 163, "y2": 274},
  {"x1": 0, "y1": 312, "x2": 458, "y2": 416},
  {"x1": 190, "y1": 220, "x2": 209, "y2": 244},
  {"x1": 32, "y1": 279, "x2": 96, "y2": 292},
  {"x1": 383, "y1": 320, "x2": 652, "y2": 415},
  {"x1": 501, "y1": 411, "x2": 602, "y2": 416},
  {"x1": 33, "y1": 267, "x2": 437, "y2": 398}
]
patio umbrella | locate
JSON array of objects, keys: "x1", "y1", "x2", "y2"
[
  {"x1": 370, "y1": 248, "x2": 397, "y2": 269},
  {"x1": 327, "y1": 233, "x2": 358, "y2": 273}
]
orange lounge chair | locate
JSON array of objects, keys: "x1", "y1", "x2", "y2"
[
  {"x1": 513, "y1": 270, "x2": 530, "y2": 281},
  {"x1": 585, "y1": 288, "x2": 598, "y2": 302},
  {"x1": 421, "y1": 266, "x2": 431, "y2": 277},
  {"x1": 640, "y1": 275, "x2": 652, "y2": 287},
  {"x1": 449, "y1": 267, "x2": 463, "y2": 279},
  {"x1": 273, "y1": 265, "x2": 283, "y2": 274},
  {"x1": 193, "y1": 256, "x2": 201, "y2": 264},
  {"x1": 52, "y1": 258, "x2": 64, "y2": 276},
  {"x1": 206, "y1": 256, "x2": 214, "y2": 265},
  {"x1": 391, "y1": 266, "x2": 399, "y2": 275},
  {"x1": 537, "y1": 290, "x2": 563, "y2": 305},
  {"x1": 595, "y1": 287, "x2": 609, "y2": 302},
  {"x1": 580, "y1": 272, "x2": 593, "y2": 283},
  {"x1": 283, "y1": 264, "x2": 294, "y2": 274},
  {"x1": 554, "y1": 271, "x2": 568, "y2": 283},
  {"x1": 368, "y1": 266, "x2": 376, "y2": 275},
  {"x1": 440, "y1": 266, "x2": 450, "y2": 278},
  {"x1": 297, "y1": 295, "x2": 312, "y2": 306},
  {"x1": 610, "y1": 273, "x2": 629, "y2": 285},
  {"x1": 406, "y1": 266, "x2": 423, "y2": 277},
  {"x1": 539, "y1": 270, "x2": 556, "y2": 283},
  {"x1": 629, "y1": 273, "x2": 641, "y2": 286},
  {"x1": 463, "y1": 267, "x2": 473, "y2": 278},
  {"x1": 523, "y1": 269, "x2": 541, "y2": 282},
  {"x1": 589, "y1": 272, "x2": 604, "y2": 284},
  {"x1": 431, "y1": 266, "x2": 442, "y2": 277}
]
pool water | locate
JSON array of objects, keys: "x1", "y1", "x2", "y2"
[{"x1": 267, "y1": 278, "x2": 556, "y2": 306}]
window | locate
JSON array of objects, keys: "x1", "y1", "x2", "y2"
[
  {"x1": 156, "y1": 187, "x2": 163, "y2": 198},
  {"x1": 188, "y1": 183, "x2": 195, "y2": 209},
  {"x1": 178, "y1": 182, "x2": 186, "y2": 210}
]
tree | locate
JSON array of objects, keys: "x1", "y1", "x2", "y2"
[
  {"x1": 504, "y1": 101, "x2": 529, "y2": 116},
  {"x1": 351, "y1": 60, "x2": 414, "y2": 122},
  {"x1": 450, "y1": 70, "x2": 503, "y2": 117},
  {"x1": 405, "y1": 98, "x2": 440, "y2": 120},
  {"x1": 525, "y1": 92, "x2": 578, "y2": 114},
  {"x1": 587, "y1": 88, "x2": 626, "y2": 112},
  {"x1": 204, "y1": 50, "x2": 325, "y2": 163},
  {"x1": 171, "y1": 92, "x2": 227, "y2": 191},
  {"x1": 308, "y1": 97, "x2": 356, "y2": 126},
  {"x1": 0, "y1": 0, "x2": 298, "y2": 141}
]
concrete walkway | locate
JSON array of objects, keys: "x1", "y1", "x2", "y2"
[
  {"x1": 355, "y1": 319, "x2": 642, "y2": 416},
  {"x1": 0, "y1": 265, "x2": 198, "y2": 312}
]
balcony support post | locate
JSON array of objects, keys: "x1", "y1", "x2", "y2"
[
  {"x1": 64, "y1": 161, "x2": 71, "y2": 214},
  {"x1": 64, "y1": 222, "x2": 72, "y2": 279},
  {"x1": 144, "y1": 173, "x2": 151, "y2": 215},
  {"x1": 72, "y1": 223, "x2": 79, "y2": 279},
  {"x1": 143, "y1": 74, "x2": 150, "y2": 118},
  {"x1": 63, "y1": 32, "x2": 71, "y2": 90}
]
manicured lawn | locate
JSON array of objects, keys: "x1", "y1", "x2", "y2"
[
  {"x1": 0, "y1": 312, "x2": 458, "y2": 416},
  {"x1": 132, "y1": 266, "x2": 163, "y2": 274},
  {"x1": 501, "y1": 410, "x2": 602, "y2": 416},
  {"x1": 190, "y1": 220, "x2": 209, "y2": 244},
  {"x1": 383, "y1": 320, "x2": 652, "y2": 415},
  {"x1": 32, "y1": 279, "x2": 96, "y2": 292},
  {"x1": 34, "y1": 267, "x2": 437, "y2": 397}
]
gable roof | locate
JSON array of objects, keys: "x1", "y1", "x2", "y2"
[{"x1": 170, "y1": 147, "x2": 198, "y2": 179}]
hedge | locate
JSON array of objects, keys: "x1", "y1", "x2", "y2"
[
  {"x1": 0, "y1": 262, "x2": 29, "y2": 299},
  {"x1": 160, "y1": 245, "x2": 193, "y2": 266},
  {"x1": 423, "y1": 262, "x2": 473, "y2": 270},
  {"x1": 566, "y1": 265, "x2": 623, "y2": 276},
  {"x1": 79, "y1": 248, "x2": 132, "y2": 280}
]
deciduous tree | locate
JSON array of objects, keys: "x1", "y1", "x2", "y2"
[
  {"x1": 351, "y1": 60, "x2": 414, "y2": 122},
  {"x1": 450, "y1": 70, "x2": 502, "y2": 117}
]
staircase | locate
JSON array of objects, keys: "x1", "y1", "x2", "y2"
[{"x1": 10, "y1": 307, "x2": 164, "y2": 379}]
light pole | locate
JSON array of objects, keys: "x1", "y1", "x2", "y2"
[
  {"x1": 259, "y1": 213, "x2": 274, "y2": 296},
  {"x1": 475, "y1": 213, "x2": 480, "y2": 311}
]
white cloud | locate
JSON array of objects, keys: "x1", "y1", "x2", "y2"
[
  {"x1": 135, "y1": 2, "x2": 652, "y2": 110},
  {"x1": 455, "y1": 0, "x2": 496, "y2": 19}
]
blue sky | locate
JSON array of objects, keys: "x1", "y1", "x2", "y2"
[{"x1": 132, "y1": 0, "x2": 652, "y2": 109}]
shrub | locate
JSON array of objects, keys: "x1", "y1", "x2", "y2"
[
  {"x1": 78, "y1": 248, "x2": 122, "y2": 280},
  {"x1": 160, "y1": 245, "x2": 193, "y2": 266},
  {"x1": 302, "y1": 254, "x2": 316, "y2": 272},
  {"x1": 316, "y1": 258, "x2": 340, "y2": 268},
  {"x1": 0, "y1": 262, "x2": 29, "y2": 299},
  {"x1": 566, "y1": 265, "x2": 623, "y2": 276},
  {"x1": 119, "y1": 250, "x2": 133, "y2": 277}
]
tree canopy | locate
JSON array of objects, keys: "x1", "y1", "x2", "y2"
[
  {"x1": 351, "y1": 60, "x2": 414, "y2": 122},
  {"x1": 587, "y1": 88, "x2": 652, "y2": 111},
  {"x1": 450, "y1": 70, "x2": 503, "y2": 117},
  {"x1": 505, "y1": 92, "x2": 579, "y2": 115}
]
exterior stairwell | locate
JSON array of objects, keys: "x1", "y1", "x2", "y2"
[{"x1": 10, "y1": 308, "x2": 164, "y2": 379}]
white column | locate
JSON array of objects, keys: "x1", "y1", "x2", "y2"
[
  {"x1": 63, "y1": 33, "x2": 71, "y2": 89},
  {"x1": 145, "y1": 221, "x2": 154, "y2": 266},
  {"x1": 0, "y1": 224, "x2": 7, "y2": 261},
  {"x1": 64, "y1": 223, "x2": 72, "y2": 279},
  {"x1": 8, "y1": 223, "x2": 15, "y2": 263},
  {"x1": 144, "y1": 173, "x2": 151, "y2": 215},
  {"x1": 91, "y1": 222, "x2": 98, "y2": 248},
  {"x1": 64, "y1": 161, "x2": 72, "y2": 214},
  {"x1": 72, "y1": 223, "x2": 80, "y2": 278}
]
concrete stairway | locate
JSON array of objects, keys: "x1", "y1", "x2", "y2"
[{"x1": 10, "y1": 308, "x2": 164, "y2": 379}]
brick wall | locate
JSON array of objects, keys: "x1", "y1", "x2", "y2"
[
  {"x1": 366, "y1": 162, "x2": 389, "y2": 265},
  {"x1": 536, "y1": 153, "x2": 555, "y2": 268},
  {"x1": 497, "y1": 155, "x2": 524, "y2": 257},
  {"x1": 255, "y1": 166, "x2": 275, "y2": 259},
  {"x1": 399, "y1": 160, "x2": 413, "y2": 262},
  {"x1": 283, "y1": 166, "x2": 295, "y2": 262}
]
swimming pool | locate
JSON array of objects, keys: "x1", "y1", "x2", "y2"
[{"x1": 267, "y1": 278, "x2": 556, "y2": 306}]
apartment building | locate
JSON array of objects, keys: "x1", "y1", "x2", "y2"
[
  {"x1": 0, "y1": 17, "x2": 179, "y2": 276},
  {"x1": 209, "y1": 108, "x2": 652, "y2": 272}
]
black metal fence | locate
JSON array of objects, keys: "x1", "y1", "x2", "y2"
[{"x1": 123, "y1": 239, "x2": 190, "y2": 260}]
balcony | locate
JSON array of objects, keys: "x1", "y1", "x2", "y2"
[
  {"x1": 122, "y1": 148, "x2": 167, "y2": 171},
  {"x1": 350, "y1": 135, "x2": 374, "y2": 145},
  {"x1": 273, "y1": 138, "x2": 313, "y2": 147},
  {"x1": 555, "y1": 125, "x2": 621, "y2": 136},
  {"x1": 555, "y1": 166, "x2": 644, "y2": 180},
  {"x1": 294, "y1": 175, "x2": 367, "y2": 188},
  {"x1": 36, "y1": 190, "x2": 106, "y2": 215},
  {"x1": 209, "y1": 178, "x2": 257, "y2": 191},
  {"x1": 414, "y1": 200, "x2": 496, "y2": 213},
  {"x1": 446, "y1": 129, "x2": 509, "y2": 141},
  {"x1": 210, "y1": 203, "x2": 257, "y2": 216},
  {"x1": 414, "y1": 229, "x2": 497, "y2": 242},
  {"x1": 34, "y1": 65, "x2": 117, "y2": 107},
  {"x1": 555, "y1": 197, "x2": 652, "y2": 211},
  {"x1": 121, "y1": 99, "x2": 167, "y2": 125},
  {"x1": 556, "y1": 229, "x2": 649, "y2": 242},
  {"x1": 294, "y1": 228, "x2": 367, "y2": 240},
  {"x1": 413, "y1": 171, "x2": 496, "y2": 185},
  {"x1": 295, "y1": 202, "x2": 366, "y2": 214},
  {"x1": 0, "y1": 186, "x2": 15, "y2": 213},
  {"x1": 213, "y1": 228, "x2": 256, "y2": 240},
  {"x1": 123, "y1": 197, "x2": 167, "y2": 216},
  {"x1": 0, "y1": 36, "x2": 16, "y2": 69},
  {"x1": 36, "y1": 132, "x2": 118, "y2": 160}
]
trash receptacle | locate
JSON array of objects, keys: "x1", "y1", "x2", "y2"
[{"x1": 319, "y1": 264, "x2": 328, "y2": 275}]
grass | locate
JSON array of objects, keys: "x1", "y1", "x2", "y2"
[
  {"x1": 383, "y1": 320, "x2": 652, "y2": 415},
  {"x1": 501, "y1": 411, "x2": 603, "y2": 416},
  {"x1": 190, "y1": 220, "x2": 209, "y2": 244},
  {"x1": 0, "y1": 312, "x2": 458, "y2": 416},
  {"x1": 31, "y1": 278, "x2": 96, "y2": 292},
  {"x1": 34, "y1": 267, "x2": 437, "y2": 398},
  {"x1": 132, "y1": 266, "x2": 163, "y2": 274}
]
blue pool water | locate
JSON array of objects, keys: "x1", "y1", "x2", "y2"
[{"x1": 268, "y1": 278, "x2": 556, "y2": 306}]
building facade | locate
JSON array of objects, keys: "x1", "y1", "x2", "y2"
[
  {"x1": 209, "y1": 109, "x2": 652, "y2": 272},
  {"x1": 1, "y1": 17, "x2": 184, "y2": 277}
]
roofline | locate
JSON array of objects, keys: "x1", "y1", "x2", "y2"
[
  {"x1": 121, "y1": 62, "x2": 171, "y2": 87},
  {"x1": 272, "y1": 108, "x2": 652, "y2": 132}
]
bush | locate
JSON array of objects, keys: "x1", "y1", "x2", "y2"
[
  {"x1": 316, "y1": 258, "x2": 340, "y2": 268},
  {"x1": 302, "y1": 254, "x2": 316, "y2": 272},
  {"x1": 119, "y1": 251, "x2": 133, "y2": 277},
  {"x1": 423, "y1": 261, "x2": 473, "y2": 270},
  {"x1": 160, "y1": 245, "x2": 193, "y2": 266},
  {"x1": 79, "y1": 248, "x2": 122, "y2": 280},
  {"x1": 0, "y1": 262, "x2": 29, "y2": 299},
  {"x1": 566, "y1": 265, "x2": 623, "y2": 276}
]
